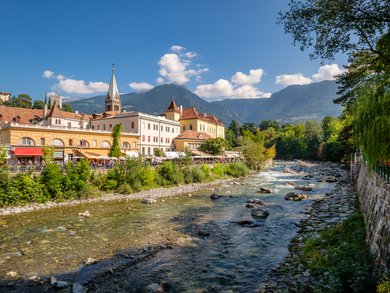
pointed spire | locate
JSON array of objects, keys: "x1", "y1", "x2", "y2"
[
  {"x1": 105, "y1": 64, "x2": 121, "y2": 112},
  {"x1": 166, "y1": 97, "x2": 180, "y2": 113}
]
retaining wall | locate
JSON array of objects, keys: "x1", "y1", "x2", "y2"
[{"x1": 357, "y1": 161, "x2": 390, "y2": 270}]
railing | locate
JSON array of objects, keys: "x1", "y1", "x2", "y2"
[{"x1": 375, "y1": 165, "x2": 390, "y2": 184}]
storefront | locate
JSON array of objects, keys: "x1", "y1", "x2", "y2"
[{"x1": 11, "y1": 147, "x2": 43, "y2": 164}]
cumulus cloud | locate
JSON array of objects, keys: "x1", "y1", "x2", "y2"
[
  {"x1": 275, "y1": 73, "x2": 312, "y2": 86},
  {"x1": 42, "y1": 70, "x2": 109, "y2": 95},
  {"x1": 129, "y1": 81, "x2": 154, "y2": 92},
  {"x1": 312, "y1": 64, "x2": 344, "y2": 81},
  {"x1": 157, "y1": 46, "x2": 208, "y2": 85},
  {"x1": 195, "y1": 68, "x2": 270, "y2": 101},
  {"x1": 231, "y1": 69, "x2": 264, "y2": 86},
  {"x1": 275, "y1": 64, "x2": 344, "y2": 86},
  {"x1": 43, "y1": 70, "x2": 54, "y2": 78}
]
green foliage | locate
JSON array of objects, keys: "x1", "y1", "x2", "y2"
[
  {"x1": 62, "y1": 103, "x2": 72, "y2": 112},
  {"x1": 42, "y1": 146, "x2": 55, "y2": 163},
  {"x1": 116, "y1": 183, "x2": 133, "y2": 194},
  {"x1": 5, "y1": 94, "x2": 33, "y2": 108},
  {"x1": 225, "y1": 162, "x2": 250, "y2": 177},
  {"x1": 242, "y1": 135, "x2": 275, "y2": 170},
  {"x1": 32, "y1": 100, "x2": 45, "y2": 109},
  {"x1": 61, "y1": 159, "x2": 91, "y2": 197},
  {"x1": 7, "y1": 174, "x2": 44, "y2": 204},
  {"x1": 109, "y1": 124, "x2": 122, "y2": 158},
  {"x1": 154, "y1": 148, "x2": 163, "y2": 157},
  {"x1": 200, "y1": 137, "x2": 228, "y2": 155},
  {"x1": 0, "y1": 145, "x2": 7, "y2": 165},
  {"x1": 303, "y1": 212, "x2": 377, "y2": 292},
  {"x1": 156, "y1": 160, "x2": 184, "y2": 186},
  {"x1": 212, "y1": 163, "x2": 227, "y2": 178},
  {"x1": 377, "y1": 276, "x2": 390, "y2": 293},
  {"x1": 40, "y1": 163, "x2": 64, "y2": 199}
]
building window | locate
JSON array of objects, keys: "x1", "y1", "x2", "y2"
[
  {"x1": 148, "y1": 136, "x2": 150, "y2": 142},
  {"x1": 142, "y1": 135, "x2": 145, "y2": 142},
  {"x1": 19, "y1": 137, "x2": 35, "y2": 146},
  {"x1": 148, "y1": 123, "x2": 150, "y2": 129},
  {"x1": 103, "y1": 125, "x2": 106, "y2": 130},
  {"x1": 109, "y1": 124, "x2": 112, "y2": 129},
  {"x1": 123, "y1": 142, "x2": 130, "y2": 148},
  {"x1": 67, "y1": 122, "x2": 71, "y2": 128},
  {"x1": 92, "y1": 140, "x2": 97, "y2": 147},
  {"x1": 40, "y1": 138, "x2": 45, "y2": 146},
  {"x1": 101, "y1": 141, "x2": 111, "y2": 148},
  {"x1": 131, "y1": 122, "x2": 135, "y2": 128},
  {"x1": 142, "y1": 147, "x2": 145, "y2": 155},
  {"x1": 69, "y1": 139, "x2": 73, "y2": 146},
  {"x1": 51, "y1": 138, "x2": 64, "y2": 147},
  {"x1": 166, "y1": 126, "x2": 169, "y2": 132},
  {"x1": 142, "y1": 122, "x2": 145, "y2": 129},
  {"x1": 97, "y1": 125, "x2": 100, "y2": 130},
  {"x1": 161, "y1": 125, "x2": 163, "y2": 131},
  {"x1": 161, "y1": 137, "x2": 163, "y2": 143},
  {"x1": 172, "y1": 127, "x2": 174, "y2": 133},
  {"x1": 147, "y1": 147, "x2": 151, "y2": 155},
  {"x1": 189, "y1": 124, "x2": 193, "y2": 130},
  {"x1": 183, "y1": 126, "x2": 186, "y2": 131},
  {"x1": 79, "y1": 140, "x2": 89, "y2": 147},
  {"x1": 92, "y1": 126, "x2": 95, "y2": 130}
]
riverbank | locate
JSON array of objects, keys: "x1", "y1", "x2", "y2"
[
  {"x1": 261, "y1": 161, "x2": 363, "y2": 292},
  {"x1": 0, "y1": 176, "x2": 244, "y2": 216}
]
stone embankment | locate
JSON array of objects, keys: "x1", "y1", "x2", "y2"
[
  {"x1": 261, "y1": 161, "x2": 356, "y2": 292},
  {"x1": 0, "y1": 178, "x2": 241, "y2": 216}
]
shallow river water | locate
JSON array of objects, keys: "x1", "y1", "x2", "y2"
[{"x1": 0, "y1": 162, "x2": 334, "y2": 292}]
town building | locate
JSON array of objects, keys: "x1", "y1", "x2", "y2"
[{"x1": 0, "y1": 92, "x2": 11, "y2": 103}]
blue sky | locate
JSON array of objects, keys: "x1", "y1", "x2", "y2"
[{"x1": 0, "y1": 0, "x2": 347, "y2": 102}]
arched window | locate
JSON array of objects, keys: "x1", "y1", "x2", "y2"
[
  {"x1": 79, "y1": 140, "x2": 89, "y2": 147},
  {"x1": 51, "y1": 138, "x2": 64, "y2": 147},
  {"x1": 122, "y1": 141, "x2": 130, "y2": 148},
  {"x1": 101, "y1": 141, "x2": 111, "y2": 148},
  {"x1": 19, "y1": 137, "x2": 35, "y2": 146}
]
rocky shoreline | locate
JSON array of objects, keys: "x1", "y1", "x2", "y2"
[
  {"x1": 0, "y1": 177, "x2": 241, "y2": 216},
  {"x1": 260, "y1": 161, "x2": 357, "y2": 292}
]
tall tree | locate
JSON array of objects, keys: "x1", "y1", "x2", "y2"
[
  {"x1": 32, "y1": 100, "x2": 46, "y2": 109},
  {"x1": 5, "y1": 94, "x2": 33, "y2": 108},
  {"x1": 109, "y1": 124, "x2": 122, "y2": 158}
]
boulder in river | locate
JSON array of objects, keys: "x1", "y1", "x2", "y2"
[
  {"x1": 141, "y1": 198, "x2": 157, "y2": 204},
  {"x1": 234, "y1": 219, "x2": 261, "y2": 227},
  {"x1": 251, "y1": 208, "x2": 270, "y2": 219},
  {"x1": 245, "y1": 203, "x2": 255, "y2": 208},
  {"x1": 197, "y1": 230, "x2": 210, "y2": 237},
  {"x1": 145, "y1": 283, "x2": 164, "y2": 293},
  {"x1": 295, "y1": 185, "x2": 312, "y2": 192},
  {"x1": 247, "y1": 198, "x2": 263, "y2": 205},
  {"x1": 72, "y1": 283, "x2": 88, "y2": 293},
  {"x1": 325, "y1": 176, "x2": 337, "y2": 183},
  {"x1": 210, "y1": 193, "x2": 221, "y2": 200},
  {"x1": 258, "y1": 187, "x2": 271, "y2": 193},
  {"x1": 78, "y1": 210, "x2": 91, "y2": 218},
  {"x1": 285, "y1": 192, "x2": 307, "y2": 201}
]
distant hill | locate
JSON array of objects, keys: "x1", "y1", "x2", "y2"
[{"x1": 69, "y1": 81, "x2": 342, "y2": 125}]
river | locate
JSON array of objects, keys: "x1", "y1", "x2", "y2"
[{"x1": 0, "y1": 161, "x2": 335, "y2": 292}]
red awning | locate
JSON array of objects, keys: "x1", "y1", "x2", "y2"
[{"x1": 12, "y1": 147, "x2": 43, "y2": 156}]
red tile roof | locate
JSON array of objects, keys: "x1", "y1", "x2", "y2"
[
  {"x1": 175, "y1": 130, "x2": 211, "y2": 140},
  {"x1": 46, "y1": 102, "x2": 91, "y2": 120},
  {"x1": 0, "y1": 106, "x2": 44, "y2": 125},
  {"x1": 180, "y1": 108, "x2": 224, "y2": 126}
]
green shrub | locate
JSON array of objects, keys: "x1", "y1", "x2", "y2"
[
  {"x1": 103, "y1": 179, "x2": 118, "y2": 191},
  {"x1": 183, "y1": 167, "x2": 193, "y2": 184},
  {"x1": 303, "y1": 212, "x2": 377, "y2": 292},
  {"x1": 200, "y1": 164, "x2": 211, "y2": 176},
  {"x1": 191, "y1": 166, "x2": 207, "y2": 183},
  {"x1": 377, "y1": 276, "x2": 390, "y2": 293},
  {"x1": 40, "y1": 163, "x2": 64, "y2": 199},
  {"x1": 212, "y1": 163, "x2": 226, "y2": 178},
  {"x1": 157, "y1": 161, "x2": 184, "y2": 186},
  {"x1": 225, "y1": 162, "x2": 249, "y2": 177},
  {"x1": 0, "y1": 167, "x2": 11, "y2": 206},
  {"x1": 7, "y1": 173, "x2": 44, "y2": 204},
  {"x1": 116, "y1": 183, "x2": 133, "y2": 194}
]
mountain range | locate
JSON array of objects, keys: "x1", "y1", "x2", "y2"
[{"x1": 67, "y1": 80, "x2": 342, "y2": 125}]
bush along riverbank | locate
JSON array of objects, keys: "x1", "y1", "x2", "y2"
[
  {"x1": 0, "y1": 158, "x2": 250, "y2": 208},
  {"x1": 261, "y1": 162, "x2": 386, "y2": 293}
]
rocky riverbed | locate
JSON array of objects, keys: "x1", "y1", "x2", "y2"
[
  {"x1": 261, "y1": 161, "x2": 356, "y2": 292},
  {"x1": 0, "y1": 161, "x2": 355, "y2": 292}
]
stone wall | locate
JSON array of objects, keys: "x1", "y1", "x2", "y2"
[{"x1": 357, "y1": 161, "x2": 390, "y2": 270}]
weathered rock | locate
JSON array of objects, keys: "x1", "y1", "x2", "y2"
[
  {"x1": 197, "y1": 230, "x2": 210, "y2": 237},
  {"x1": 210, "y1": 193, "x2": 220, "y2": 200},
  {"x1": 50, "y1": 276, "x2": 57, "y2": 285},
  {"x1": 245, "y1": 203, "x2": 255, "y2": 208},
  {"x1": 325, "y1": 176, "x2": 337, "y2": 183},
  {"x1": 55, "y1": 280, "x2": 71, "y2": 289},
  {"x1": 6, "y1": 271, "x2": 17, "y2": 278},
  {"x1": 141, "y1": 198, "x2": 156, "y2": 204},
  {"x1": 285, "y1": 192, "x2": 307, "y2": 201},
  {"x1": 295, "y1": 185, "x2": 312, "y2": 192},
  {"x1": 72, "y1": 282, "x2": 88, "y2": 293},
  {"x1": 259, "y1": 187, "x2": 272, "y2": 193},
  {"x1": 247, "y1": 198, "x2": 263, "y2": 205},
  {"x1": 145, "y1": 283, "x2": 164, "y2": 293},
  {"x1": 84, "y1": 257, "x2": 97, "y2": 265},
  {"x1": 78, "y1": 211, "x2": 91, "y2": 218},
  {"x1": 251, "y1": 208, "x2": 269, "y2": 219}
]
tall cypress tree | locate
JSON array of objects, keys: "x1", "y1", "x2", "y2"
[{"x1": 109, "y1": 124, "x2": 122, "y2": 158}]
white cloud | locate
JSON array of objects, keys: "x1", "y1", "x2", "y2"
[
  {"x1": 43, "y1": 70, "x2": 109, "y2": 95},
  {"x1": 171, "y1": 45, "x2": 185, "y2": 52},
  {"x1": 185, "y1": 52, "x2": 197, "y2": 58},
  {"x1": 312, "y1": 64, "x2": 344, "y2": 81},
  {"x1": 129, "y1": 81, "x2": 154, "y2": 92},
  {"x1": 195, "y1": 77, "x2": 271, "y2": 101},
  {"x1": 156, "y1": 77, "x2": 165, "y2": 84},
  {"x1": 43, "y1": 70, "x2": 54, "y2": 78},
  {"x1": 275, "y1": 73, "x2": 312, "y2": 86},
  {"x1": 275, "y1": 64, "x2": 344, "y2": 86},
  {"x1": 231, "y1": 69, "x2": 264, "y2": 86}
]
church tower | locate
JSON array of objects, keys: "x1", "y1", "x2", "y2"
[
  {"x1": 105, "y1": 64, "x2": 121, "y2": 112},
  {"x1": 164, "y1": 98, "x2": 181, "y2": 121}
]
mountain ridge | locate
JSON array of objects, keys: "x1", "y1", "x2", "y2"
[{"x1": 68, "y1": 81, "x2": 342, "y2": 125}]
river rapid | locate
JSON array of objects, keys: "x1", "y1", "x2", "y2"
[{"x1": 0, "y1": 161, "x2": 339, "y2": 292}]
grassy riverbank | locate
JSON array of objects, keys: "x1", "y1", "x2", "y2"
[{"x1": 0, "y1": 158, "x2": 249, "y2": 208}]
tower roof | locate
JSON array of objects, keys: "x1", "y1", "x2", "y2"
[
  {"x1": 106, "y1": 64, "x2": 120, "y2": 101},
  {"x1": 165, "y1": 98, "x2": 180, "y2": 113}
]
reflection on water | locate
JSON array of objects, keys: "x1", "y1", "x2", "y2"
[{"x1": 0, "y1": 162, "x2": 332, "y2": 291}]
